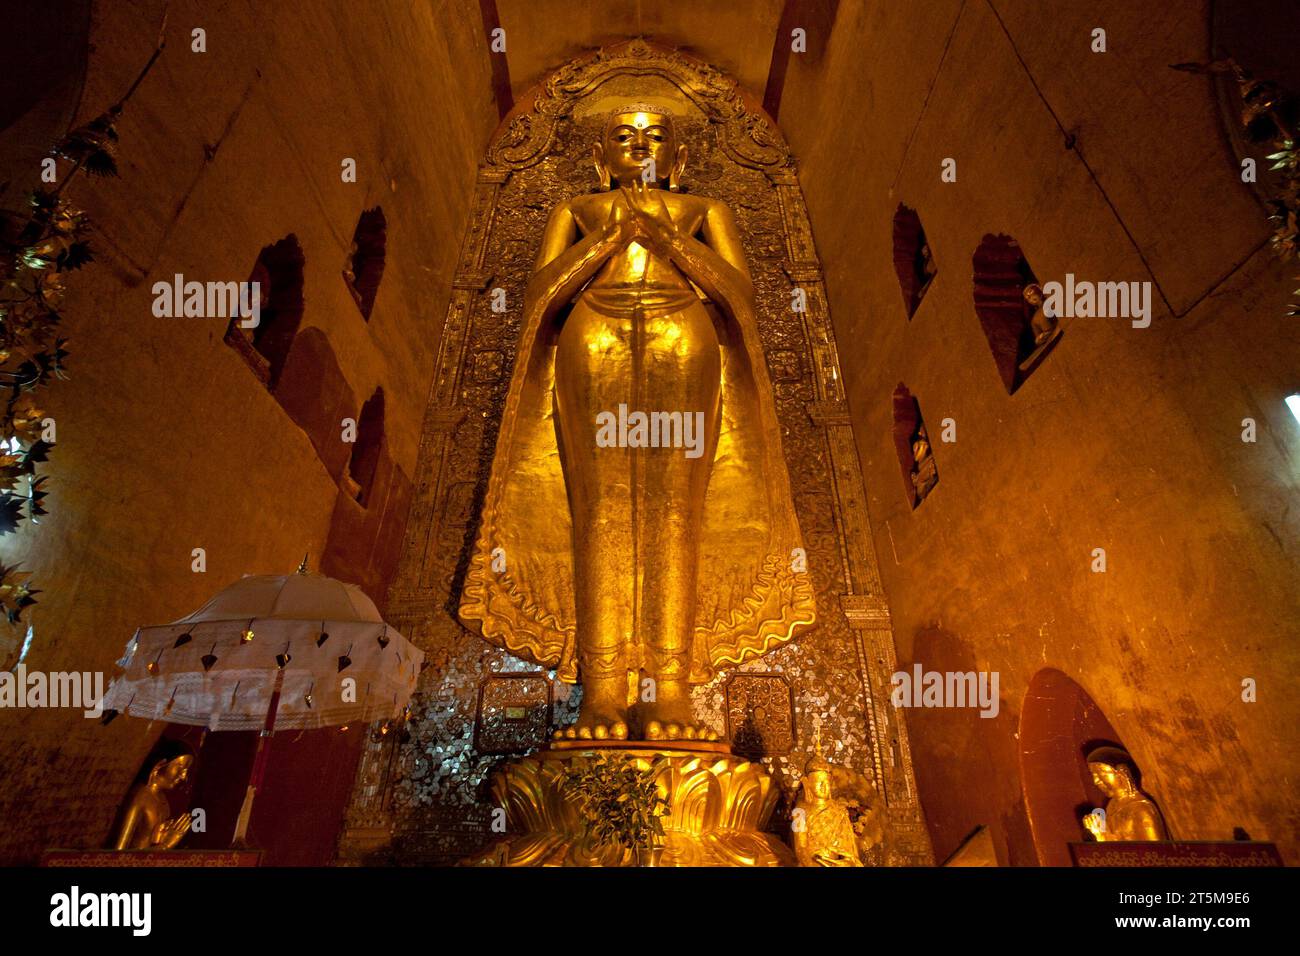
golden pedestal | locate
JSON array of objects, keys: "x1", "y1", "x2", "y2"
[{"x1": 463, "y1": 740, "x2": 795, "y2": 866}]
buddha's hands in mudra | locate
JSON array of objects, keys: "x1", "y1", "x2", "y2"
[
  {"x1": 1082, "y1": 808, "x2": 1108, "y2": 840},
  {"x1": 612, "y1": 180, "x2": 676, "y2": 253},
  {"x1": 603, "y1": 191, "x2": 645, "y2": 249},
  {"x1": 151, "y1": 812, "x2": 192, "y2": 849}
]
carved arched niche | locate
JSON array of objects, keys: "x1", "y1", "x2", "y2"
[
  {"x1": 1018, "y1": 668, "x2": 1132, "y2": 867},
  {"x1": 343, "y1": 41, "x2": 930, "y2": 866}
]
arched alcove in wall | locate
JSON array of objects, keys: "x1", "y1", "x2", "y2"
[
  {"x1": 1018, "y1": 667, "x2": 1127, "y2": 867},
  {"x1": 891, "y1": 203, "x2": 936, "y2": 320},
  {"x1": 344, "y1": 206, "x2": 386, "y2": 321},
  {"x1": 891, "y1": 383, "x2": 938, "y2": 509},
  {"x1": 225, "y1": 234, "x2": 306, "y2": 389},
  {"x1": 349, "y1": 387, "x2": 385, "y2": 507},
  {"x1": 971, "y1": 233, "x2": 1058, "y2": 395}
]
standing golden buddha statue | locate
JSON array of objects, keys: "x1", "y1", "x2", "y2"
[{"x1": 460, "y1": 105, "x2": 814, "y2": 741}]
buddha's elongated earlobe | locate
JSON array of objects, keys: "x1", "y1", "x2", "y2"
[
  {"x1": 592, "y1": 143, "x2": 611, "y2": 191},
  {"x1": 668, "y1": 144, "x2": 688, "y2": 192}
]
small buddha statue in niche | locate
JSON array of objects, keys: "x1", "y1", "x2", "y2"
[
  {"x1": 111, "y1": 753, "x2": 194, "y2": 850},
  {"x1": 910, "y1": 425, "x2": 938, "y2": 501},
  {"x1": 915, "y1": 241, "x2": 937, "y2": 293},
  {"x1": 792, "y1": 724, "x2": 864, "y2": 866},
  {"x1": 342, "y1": 240, "x2": 363, "y2": 308},
  {"x1": 1081, "y1": 746, "x2": 1170, "y2": 842},
  {"x1": 1022, "y1": 282, "x2": 1060, "y2": 347}
]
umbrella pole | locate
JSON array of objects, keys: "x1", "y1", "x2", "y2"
[{"x1": 232, "y1": 668, "x2": 285, "y2": 847}]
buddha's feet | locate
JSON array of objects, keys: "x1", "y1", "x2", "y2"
[
  {"x1": 644, "y1": 719, "x2": 720, "y2": 742},
  {"x1": 553, "y1": 706, "x2": 628, "y2": 741},
  {"x1": 640, "y1": 699, "x2": 720, "y2": 742}
]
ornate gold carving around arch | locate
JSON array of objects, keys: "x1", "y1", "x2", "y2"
[
  {"x1": 337, "y1": 40, "x2": 933, "y2": 868},
  {"x1": 488, "y1": 39, "x2": 788, "y2": 174}
]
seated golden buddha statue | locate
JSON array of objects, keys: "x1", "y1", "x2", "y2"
[
  {"x1": 111, "y1": 753, "x2": 194, "y2": 850},
  {"x1": 792, "y1": 732, "x2": 863, "y2": 867},
  {"x1": 460, "y1": 104, "x2": 814, "y2": 741},
  {"x1": 1081, "y1": 745, "x2": 1169, "y2": 842},
  {"x1": 910, "y1": 427, "x2": 938, "y2": 500}
]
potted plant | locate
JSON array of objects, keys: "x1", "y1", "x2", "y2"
[{"x1": 560, "y1": 753, "x2": 670, "y2": 865}]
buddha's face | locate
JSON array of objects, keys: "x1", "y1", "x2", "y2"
[
  {"x1": 599, "y1": 111, "x2": 680, "y2": 187},
  {"x1": 804, "y1": 769, "x2": 832, "y2": 801},
  {"x1": 155, "y1": 755, "x2": 193, "y2": 790},
  {"x1": 1088, "y1": 761, "x2": 1129, "y2": 797}
]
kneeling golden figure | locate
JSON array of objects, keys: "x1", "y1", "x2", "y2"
[
  {"x1": 111, "y1": 754, "x2": 194, "y2": 851},
  {"x1": 460, "y1": 105, "x2": 814, "y2": 741},
  {"x1": 1082, "y1": 746, "x2": 1169, "y2": 842}
]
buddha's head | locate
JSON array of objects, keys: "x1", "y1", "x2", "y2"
[
  {"x1": 802, "y1": 754, "x2": 834, "y2": 802},
  {"x1": 149, "y1": 754, "x2": 194, "y2": 791},
  {"x1": 1086, "y1": 746, "x2": 1137, "y2": 798},
  {"x1": 593, "y1": 105, "x2": 687, "y2": 191}
]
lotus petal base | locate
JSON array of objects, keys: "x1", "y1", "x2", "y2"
[{"x1": 462, "y1": 741, "x2": 795, "y2": 867}]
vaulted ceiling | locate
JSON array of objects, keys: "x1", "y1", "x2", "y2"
[
  {"x1": 479, "y1": 0, "x2": 844, "y2": 121},
  {"x1": 496, "y1": 0, "x2": 786, "y2": 101}
]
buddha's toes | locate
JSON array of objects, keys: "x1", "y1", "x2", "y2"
[
  {"x1": 643, "y1": 719, "x2": 720, "y2": 742},
  {"x1": 554, "y1": 710, "x2": 629, "y2": 741}
]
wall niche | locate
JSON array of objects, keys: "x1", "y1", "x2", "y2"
[
  {"x1": 892, "y1": 383, "x2": 938, "y2": 509},
  {"x1": 343, "y1": 206, "x2": 387, "y2": 321},
  {"x1": 892, "y1": 203, "x2": 937, "y2": 319},
  {"x1": 346, "y1": 387, "x2": 385, "y2": 507},
  {"x1": 1018, "y1": 668, "x2": 1129, "y2": 867},
  {"x1": 971, "y1": 234, "x2": 1061, "y2": 394},
  {"x1": 224, "y1": 234, "x2": 306, "y2": 390}
]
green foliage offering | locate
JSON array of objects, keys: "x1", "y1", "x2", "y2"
[
  {"x1": 559, "y1": 753, "x2": 670, "y2": 852},
  {"x1": 0, "y1": 14, "x2": 166, "y2": 631},
  {"x1": 1245, "y1": 79, "x2": 1300, "y2": 317},
  {"x1": 0, "y1": 135, "x2": 93, "y2": 623},
  {"x1": 1172, "y1": 57, "x2": 1300, "y2": 316},
  {"x1": 0, "y1": 561, "x2": 38, "y2": 626}
]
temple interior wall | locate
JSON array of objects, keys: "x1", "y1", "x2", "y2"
[
  {"x1": 780, "y1": 0, "x2": 1300, "y2": 863},
  {"x1": 0, "y1": 0, "x2": 495, "y2": 863},
  {"x1": 0, "y1": 0, "x2": 1295, "y2": 865}
]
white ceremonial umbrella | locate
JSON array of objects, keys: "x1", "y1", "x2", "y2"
[{"x1": 102, "y1": 560, "x2": 424, "y2": 844}]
